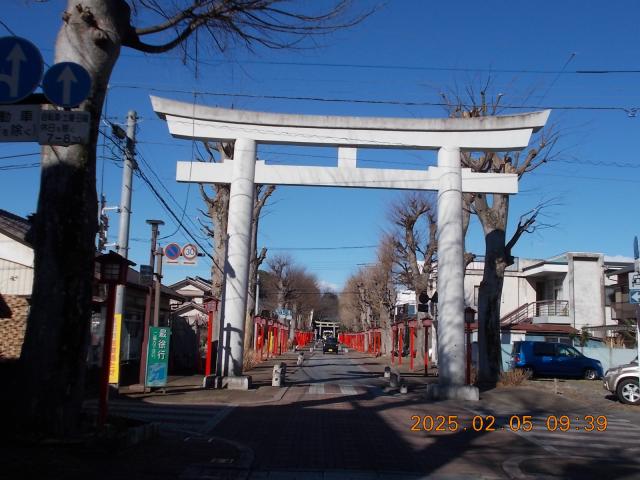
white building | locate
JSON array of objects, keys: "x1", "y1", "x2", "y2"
[
  {"x1": 0, "y1": 210, "x2": 33, "y2": 359},
  {"x1": 397, "y1": 252, "x2": 634, "y2": 343}
]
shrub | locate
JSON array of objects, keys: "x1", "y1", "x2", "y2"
[
  {"x1": 243, "y1": 348, "x2": 260, "y2": 371},
  {"x1": 498, "y1": 368, "x2": 529, "y2": 387}
]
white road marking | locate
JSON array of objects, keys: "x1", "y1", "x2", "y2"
[
  {"x1": 339, "y1": 385, "x2": 357, "y2": 395},
  {"x1": 309, "y1": 384, "x2": 325, "y2": 394}
]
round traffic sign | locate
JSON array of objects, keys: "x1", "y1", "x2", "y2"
[
  {"x1": 182, "y1": 243, "x2": 198, "y2": 261},
  {"x1": 164, "y1": 242, "x2": 182, "y2": 261},
  {"x1": 0, "y1": 36, "x2": 44, "y2": 104},
  {"x1": 42, "y1": 62, "x2": 92, "y2": 108}
]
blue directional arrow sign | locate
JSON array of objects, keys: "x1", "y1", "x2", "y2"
[
  {"x1": 0, "y1": 36, "x2": 44, "y2": 104},
  {"x1": 630, "y1": 290, "x2": 640, "y2": 305},
  {"x1": 42, "y1": 62, "x2": 91, "y2": 108}
]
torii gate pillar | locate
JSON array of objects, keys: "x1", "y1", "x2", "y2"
[
  {"x1": 436, "y1": 146, "x2": 466, "y2": 387},
  {"x1": 220, "y1": 138, "x2": 256, "y2": 377}
]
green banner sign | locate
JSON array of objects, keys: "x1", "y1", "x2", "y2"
[{"x1": 145, "y1": 326, "x2": 171, "y2": 387}]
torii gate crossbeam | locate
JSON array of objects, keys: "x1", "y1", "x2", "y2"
[{"x1": 151, "y1": 96, "x2": 549, "y2": 399}]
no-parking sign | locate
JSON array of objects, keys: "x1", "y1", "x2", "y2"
[{"x1": 164, "y1": 242, "x2": 182, "y2": 263}]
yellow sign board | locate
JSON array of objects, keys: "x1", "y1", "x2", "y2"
[{"x1": 108, "y1": 313, "x2": 122, "y2": 384}]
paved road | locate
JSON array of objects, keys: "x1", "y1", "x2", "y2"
[
  {"x1": 83, "y1": 398, "x2": 235, "y2": 435},
  {"x1": 86, "y1": 351, "x2": 640, "y2": 479},
  {"x1": 216, "y1": 351, "x2": 640, "y2": 479}
]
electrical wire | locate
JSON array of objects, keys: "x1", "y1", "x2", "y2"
[
  {"x1": 110, "y1": 84, "x2": 640, "y2": 114},
  {"x1": 0, "y1": 152, "x2": 40, "y2": 160}
]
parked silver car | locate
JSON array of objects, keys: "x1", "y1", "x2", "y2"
[{"x1": 603, "y1": 357, "x2": 639, "y2": 405}]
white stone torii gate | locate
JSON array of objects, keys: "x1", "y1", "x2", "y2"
[{"x1": 151, "y1": 96, "x2": 549, "y2": 398}]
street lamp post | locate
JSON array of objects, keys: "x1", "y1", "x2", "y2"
[{"x1": 96, "y1": 251, "x2": 135, "y2": 427}]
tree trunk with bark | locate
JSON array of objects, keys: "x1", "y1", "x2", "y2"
[
  {"x1": 19, "y1": 0, "x2": 130, "y2": 436},
  {"x1": 476, "y1": 227, "x2": 508, "y2": 385},
  {"x1": 244, "y1": 185, "x2": 275, "y2": 351}
]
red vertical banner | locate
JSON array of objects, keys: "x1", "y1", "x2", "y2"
[
  {"x1": 391, "y1": 328, "x2": 396, "y2": 365},
  {"x1": 398, "y1": 326, "x2": 403, "y2": 366},
  {"x1": 409, "y1": 326, "x2": 415, "y2": 370}
]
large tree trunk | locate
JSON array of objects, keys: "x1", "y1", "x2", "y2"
[
  {"x1": 209, "y1": 184, "x2": 230, "y2": 371},
  {"x1": 477, "y1": 229, "x2": 508, "y2": 385},
  {"x1": 19, "y1": 0, "x2": 129, "y2": 436},
  {"x1": 380, "y1": 307, "x2": 392, "y2": 355},
  {"x1": 475, "y1": 191, "x2": 512, "y2": 386}
]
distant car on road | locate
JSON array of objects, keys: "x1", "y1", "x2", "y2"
[
  {"x1": 510, "y1": 341, "x2": 603, "y2": 380},
  {"x1": 603, "y1": 357, "x2": 639, "y2": 405},
  {"x1": 323, "y1": 337, "x2": 339, "y2": 354}
]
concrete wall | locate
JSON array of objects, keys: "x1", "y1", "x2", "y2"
[{"x1": 568, "y1": 253, "x2": 605, "y2": 331}]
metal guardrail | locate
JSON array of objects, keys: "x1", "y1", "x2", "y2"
[{"x1": 500, "y1": 300, "x2": 569, "y2": 326}]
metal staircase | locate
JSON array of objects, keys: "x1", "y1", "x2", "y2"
[{"x1": 500, "y1": 300, "x2": 569, "y2": 327}]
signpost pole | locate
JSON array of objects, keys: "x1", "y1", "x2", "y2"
[
  {"x1": 139, "y1": 220, "x2": 163, "y2": 388},
  {"x1": 153, "y1": 247, "x2": 164, "y2": 327}
]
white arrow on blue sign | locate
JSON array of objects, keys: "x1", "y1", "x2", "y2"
[
  {"x1": 42, "y1": 62, "x2": 91, "y2": 108},
  {"x1": 630, "y1": 290, "x2": 640, "y2": 305},
  {"x1": 0, "y1": 36, "x2": 44, "y2": 104}
]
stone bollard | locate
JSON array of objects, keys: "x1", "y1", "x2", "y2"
[
  {"x1": 272, "y1": 363, "x2": 286, "y2": 387},
  {"x1": 389, "y1": 372, "x2": 401, "y2": 388},
  {"x1": 297, "y1": 352, "x2": 304, "y2": 366},
  {"x1": 383, "y1": 366, "x2": 391, "y2": 379},
  {"x1": 400, "y1": 384, "x2": 408, "y2": 394}
]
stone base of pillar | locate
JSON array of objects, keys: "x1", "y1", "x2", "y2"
[
  {"x1": 425, "y1": 384, "x2": 479, "y2": 401},
  {"x1": 203, "y1": 375, "x2": 252, "y2": 390}
]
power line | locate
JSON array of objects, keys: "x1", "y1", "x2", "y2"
[
  {"x1": 135, "y1": 147, "x2": 209, "y2": 241},
  {"x1": 0, "y1": 162, "x2": 40, "y2": 171},
  {"x1": 135, "y1": 164, "x2": 214, "y2": 261},
  {"x1": 105, "y1": 50, "x2": 640, "y2": 76},
  {"x1": 0, "y1": 153, "x2": 40, "y2": 160},
  {"x1": 111, "y1": 84, "x2": 640, "y2": 114},
  {"x1": 267, "y1": 245, "x2": 377, "y2": 251},
  {"x1": 99, "y1": 126, "x2": 214, "y2": 267}
]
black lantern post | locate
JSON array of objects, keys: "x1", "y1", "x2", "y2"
[
  {"x1": 464, "y1": 307, "x2": 476, "y2": 385},
  {"x1": 96, "y1": 251, "x2": 135, "y2": 426}
]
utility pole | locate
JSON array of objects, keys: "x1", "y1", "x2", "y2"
[
  {"x1": 113, "y1": 110, "x2": 137, "y2": 386},
  {"x1": 153, "y1": 246, "x2": 164, "y2": 327},
  {"x1": 139, "y1": 220, "x2": 164, "y2": 387}
]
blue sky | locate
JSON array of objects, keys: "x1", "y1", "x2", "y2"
[{"x1": 2, "y1": 1, "x2": 640, "y2": 289}]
